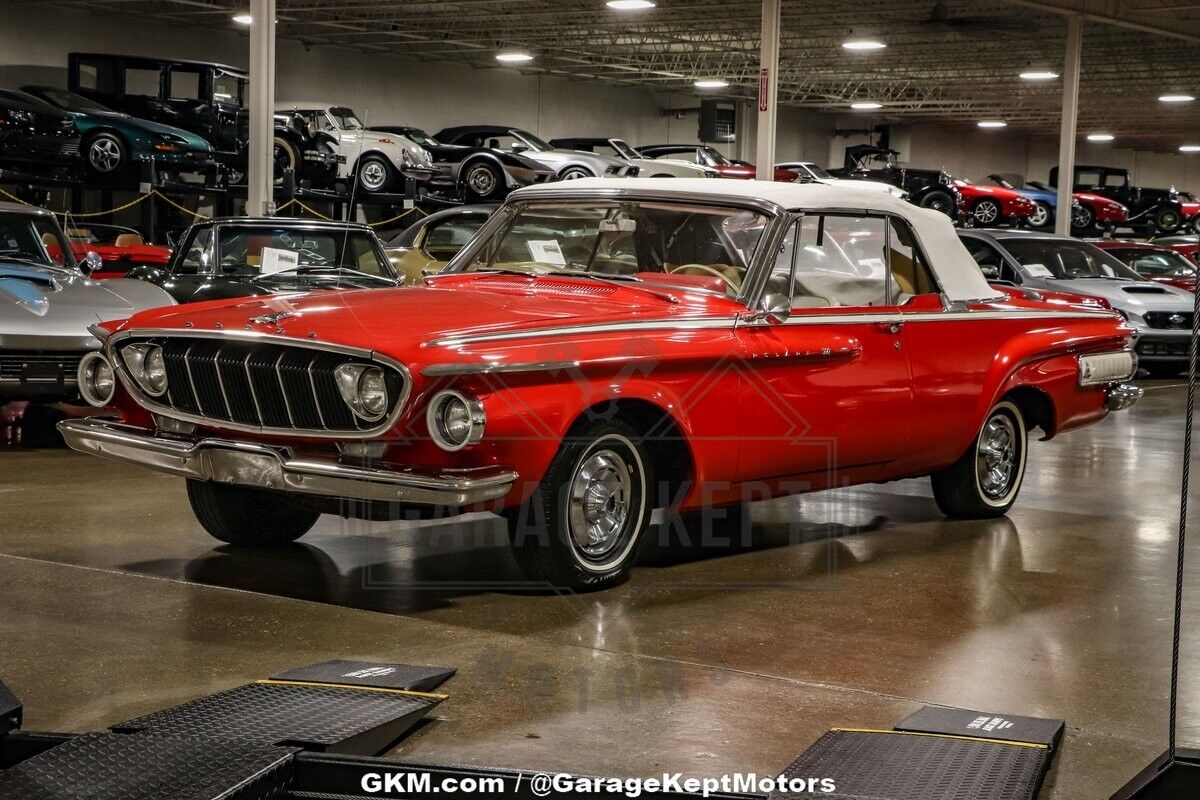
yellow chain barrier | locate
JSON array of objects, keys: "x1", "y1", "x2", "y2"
[
  {"x1": 366, "y1": 206, "x2": 427, "y2": 228},
  {"x1": 0, "y1": 187, "x2": 152, "y2": 218},
  {"x1": 151, "y1": 191, "x2": 211, "y2": 220}
]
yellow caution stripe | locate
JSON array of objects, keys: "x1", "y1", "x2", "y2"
[
  {"x1": 831, "y1": 728, "x2": 1049, "y2": 750},
  {"x1": 255, "y1": 678, "x2": 448, "y2": 701}
]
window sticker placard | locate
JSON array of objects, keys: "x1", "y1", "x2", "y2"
[
  {"x1": 260, "y1": 247, "x2": 300, "y2": 275},
  {"x1": 1024, "y1": 262, "x2": 1054, "y2": 278},
  {"x1": 527, "y1": 240, "x2": 566, "y2": 266}
]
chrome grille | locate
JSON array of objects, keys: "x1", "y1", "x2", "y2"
[
  {"x1": 119, "y1": 337, "x2": 407, "y2": 435},
  {"x1": 1144, "y1": 311, "x2": 1194, "y2": 330},
  {"x1": 0, "y1": 351, "x2": 86, "y2": 383}
]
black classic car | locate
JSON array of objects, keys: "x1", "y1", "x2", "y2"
[
  {"x1": 369, "y1": 125, "x2": 552, "y2": 201},
  {"x1": 0, "y1": 89, "x2": 79, "y2": 175},
  {"x1": 1048, "y1": 164, "x2": 1185, "y2": 235},
  {"x1": 828, "y1": 145, "x2": 961, "y2": 217},
  {"x1": 124, "y1": 218, "x2": 400, "y2": 303},
  {"x1": 66, "y1": 53, "x2": 339, "y2": 187}
]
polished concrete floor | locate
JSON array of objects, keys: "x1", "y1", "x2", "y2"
[{"x1": 2, "y1": 381, "x2": 1199, "y2": 798}]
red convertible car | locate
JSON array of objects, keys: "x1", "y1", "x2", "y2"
[
  {"x1": 60, "y1": 179, "x2": 1139, "y2": 591},
  {"x1": 955, "y1": 180, "x2": 1036, "y2": 227},
  {"x1": 1090, "y1": 239, "x2": 1198, "y2": 292},
  {"x1": 61, "y1": 224, "x2": 171, "y2": 278}
]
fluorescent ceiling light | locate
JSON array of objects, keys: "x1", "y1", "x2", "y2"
[
  {"x1": 231, "y1": 12, "x2": 253, "y2": 24},
  {"x1": 1180, "y1": 145, "x2": 1200, "y2": 153},
  {"x1": 1087, "y1": 133, "x2": 1115, "y2": 142},
  {"x1": 1160, "y1": 93, "x2": 1196, "y2": 103},
  {"x1": 842, "y1": 39, "x2": 887, "y2": 51},
  {"x1": 607, "y1": 0, "x2": 655, "y2": 8},
  {"x1": 496, "y1": 52, "x2": 534, "y2": 63},
  {"x1": 850, "y1": 102, "x2": 882, "y2": 110},
  {"x1": 977, "y1": 120, "x2": 1007, "y2": 128},
  {"x1": 694, "y1": 79, "x2": 729, "y2": 89},
  {"x1": 1019, "y1": 70, "x2": 1059, "y2": 80}
]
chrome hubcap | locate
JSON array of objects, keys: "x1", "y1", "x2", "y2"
[
  {"x1": 88, "y1": 137, "x2": 121, "y2": 172},
  {"x1": 977, "y1": 414, "x2": 1017, "y2": 499},
  {"x1": 361, "y1": 161, "x2": 387, "y2": 190},
  {"x1": 561, "y1": 170, "x2": 587, "y2": 180},
  {"x1": 975, "y1": 201, "x2": 999, "y2": 224},
  {"x1": 467, "y1": 166, "x2": 496, "y2": 195},
  {"x1": 568, "y1": 449, "x2": 632, "y2": 560}
]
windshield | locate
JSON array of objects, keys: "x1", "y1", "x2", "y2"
[
  {"x1": 329, "y1": 107, "x2": 364, "y2": 130},
  {"x1": 36, "y1": 87, "x2": 112, "y2": 113},
  {"x1": 176, "y1": 225, "x2": 392, "y2": 278},
  {"x1": 449, "y1": 200, "x2": 770, "y2": 297},
  {"x1": 212, "y1": 72, "x2": 245, "y2": 106},
  {"x1": 1109, "y1": 248, "x2": 1198, "y2": 278},
  {"x1": 804, "y1": 164, "x2": 832, "y2": 179},
  {"x1": 0, "y1": 212, "x2": 74, "y2": 270},
  {"x1": 512, "y1": 130, "x2": 551, "y2": 151},
  {"x1": 402, "y1": 128, "x2": 437, "y2": 147},
  {"x1": 608, "y1": 139, "x2": 640, "y2": 160},
  {"x1": 65, "y1": 225, "x2": 133, "y2": 245},
  {"x1": 700, "y1": 146, "x2": 733, "y2": 166},
  {"x1": 1002, "y1": 239, "x2": 1143, "y2": 280}
]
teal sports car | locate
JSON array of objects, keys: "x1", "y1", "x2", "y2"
[{"x1": 20, "y1": 86, "x2": 214, "y2": 180}]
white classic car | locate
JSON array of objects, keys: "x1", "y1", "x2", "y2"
[
  {"x1": 777, "y1": 161, "x2": 909, "y2": 199},
  {"x1": 277, "y1": 102, "x2": 436, "y2": 192},
  {"x1": 548, "y1": 137, "x2": 719, "y2": 178}
]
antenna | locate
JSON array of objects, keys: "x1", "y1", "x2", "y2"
[{"x1": 339, "y1": 105, "x2": 371, "y2": 290}]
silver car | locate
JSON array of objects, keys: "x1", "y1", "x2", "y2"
[
  {"x1": 432, "y1": 125, "x2": 635, "y2": 179},
  {"x1": 0, "y1": 202, "x2": 175, "y2": 404},
  {"x1": 960, "y1": 229, "x2": 1194, "y2": 377}
]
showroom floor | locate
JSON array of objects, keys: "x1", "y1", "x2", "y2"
[{"x1": 1, "y1": 380, "x2": 1197, "y2": 799}]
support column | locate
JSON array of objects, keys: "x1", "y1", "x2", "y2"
[
  {"x1": 247, "y1": 0, "x2": 277, "y2": 216},
  {"x1": 755, "y1": 0, "x2": 780, "y2": 180},
  {"x1": 1054, "y1": 15, "x2": 1082, "y2": 236}
]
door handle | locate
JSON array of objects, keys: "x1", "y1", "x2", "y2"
[{"x1": 874, "y1": 320, "x2": 904, "y2": 334}]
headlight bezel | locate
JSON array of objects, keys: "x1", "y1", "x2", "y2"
[
  {"x1": 120, "y1": 342, "x2": 168, "y2": 397},
  {"x1": 334, "y1": 363, "x2": 390, "y2": 422},
  {"x1": 426, "y1": 389, "x2": 485, "y2": 451},
  {"x1": 78, "y1": 351, "x2": 116, "y2": 407}
]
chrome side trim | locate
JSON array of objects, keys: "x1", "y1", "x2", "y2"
[
  {"x1": 57, "y1": 418, "x2": 517, "y2": 507},
  {"x1": 422, "y1": 359, "x2": 583, "y2": 377},
  {"x1": 426, "y1": 316, "x2": 734, "y2": 348}
]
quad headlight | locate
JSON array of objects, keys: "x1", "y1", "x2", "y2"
[
  {"x1": 426, "y1": 390, "x2": 485, "y2": 451},
  {"x1": 334, "y1": 363, "x2": 389, "y2": 422},
  {"x1": 121, "y1": 343, "x2": 168, "y2": 397},
  {"x1": 77, "y1": 352, "x2": 116, "y2": 407}
]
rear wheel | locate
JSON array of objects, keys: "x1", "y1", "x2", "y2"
[
  {"x1": 272, "y1": 136, "x2": 300, "y2": 184},
  {"x1": 559, "y1": 166, "x2": 593, "y2": 180},
  {"x1": 356, "y1": 154, "x2": 394, "y2": 193},
  {"x1": 186, "y1": 480, "x2": 319, "y2": 547},
  {"x1": 462, "y1": 160, "x2": 503, "y2": 200},
  {"x1": 84, "y1": 132, "x2": 128, "y2": 178},
  {"x1": 931, "y1": 400, "x2": 1027, "y2": 519},
  {"x1": 920, "y1": 189, "x2": 955, "y2": 217},
  {"x1": 505, "y1": 419, "x2": 653, "y2": 591},
  {"x1": 1154, "y1": 206, "x2": 1183, "y2": 235},
  {"x1": 1071, "y1": 203, "x2": 1095, "y2": 230}
]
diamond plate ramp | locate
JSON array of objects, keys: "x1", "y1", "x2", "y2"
[
  {"x1": 269, "y1": 661, "x2": 454, "y2": 694},
  {"x1": 769, "y1": 730, "x2": 1051, "y2": 800},
  {"x1": 0, "y1": 731, "x2": 297, "y2": 800}
]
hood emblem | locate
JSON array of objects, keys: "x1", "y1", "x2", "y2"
[
  {"x1": 250, "y1": 310, "x2": 299, "y2": 325},
  {"x1": 1169, "y1": 314, "x2": 1187, "y2": 328}
]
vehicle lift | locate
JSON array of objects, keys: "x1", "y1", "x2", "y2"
[{"x1": 0, "y1": 659, "x2": 1065, "y2": 800}]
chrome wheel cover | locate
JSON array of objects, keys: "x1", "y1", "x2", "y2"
[
  {"x1": 466, "y1": 165, "x2": 497, "y2": 196},
  {"x1": 88, "y1": 136, "x2": 122, "y2": 172},
  {"x1": 974, "y1": 201, "x2": 1000, "y2": 225},
  {"x1": 1029, "y1": 203, "x2": 1049, "y2": 227},
  {"x1": 360, "y1": 160, "x2": 388, "y2": 190},
  {"x1": 976, "y1": 413, "x2": 1017, "y2": 499},
  {"x1": 1072, "y1": 205, "x2": 1091, "y2": 228},
  {"x1": 568, "y1": 448, "x2": 633, "y2": 562},
  {"x1": 561, "y1": 169, "x2": 588, "y2": 180}
]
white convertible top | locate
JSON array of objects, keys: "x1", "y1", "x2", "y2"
[{"x1": 511, "y1": 177, "x2": 1002, "y2": 303}]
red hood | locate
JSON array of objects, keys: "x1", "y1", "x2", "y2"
[
  {"x1": 115, "y1": 273, "x2": 742, "y2": 365},
  {"x1": 715, "y1": 163, "x2": 797, "y2": 182},
  {"x1": 1182, "y1": 201, "x2": 1200, "y2": 218},
  {"x1": 955, "y1": 181, "x2": 1022, "y2": 201}
]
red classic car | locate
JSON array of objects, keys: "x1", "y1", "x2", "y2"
[
  {"x1": 60, "y1": 180, "x2": 1139, "y2": 591},
  {"x1": 1179, "y1": 192, "x2": 1200, "y2": 234},
  {"x1": 63, "y1": 224, "x2": 171, "y2": 278},
  {"x1": 955, "y1": 180, "x2": 1036, "y2": 227},
  {"x1": 1090, "y1": 239, "x2": 1198, "y2": 292}
]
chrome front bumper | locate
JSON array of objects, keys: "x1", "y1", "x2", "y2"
[
  {"x1": 57, "y1": 418, "x2": 518, "y2": 506},
  {"x1": 1105, "y1": 383, "x2": 1143, "y2": 411}
]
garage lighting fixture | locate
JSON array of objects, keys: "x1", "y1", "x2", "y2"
[
  {"x1": 231, "y1": 12, "x2": 253, "y2": 24},
  {"x1": 1087, "y1": 133, "x2": 1115, "y2": 142},
  {"x1": 1019, "y1": 69, "x2": 1059, "y2": 80},
  {"x1": 694, "y1": 79, "x2": 729, "y2": 89},
  {"x1": 850, "y1": 101, "x2": 882, "y2": 110},
  {"x1": 977, "y1": 120, "x2": 1007, "y2": 129},
  {"x1": 1180, "y1": 145, "x2": 1200, "y2": 153},
  {"x1": 1160, "y1": 93, "x2": 1196, "y2": 103},
  {"x1": 607, "y1": 0, "x2": 656, "y2": 9},
  {"x1": 842, "y1": 39, "x2": 887, "y2": 51},
  {"x1": 496, "y1": 51, "x2": 534, "y2": 63}
]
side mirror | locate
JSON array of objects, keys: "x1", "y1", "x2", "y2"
[
  {"x1": 510, "y1": 143, "x2": 529, "y2": 153},
  {"x1": 759, "y1": 292, "x2": 791, "y2": 324},
  {"x1": 82, "y1": 251, "x2": 103, "y2": 275},
  {"x1": 979, "y1": 264, "x2": 1000, "y2": 279}
]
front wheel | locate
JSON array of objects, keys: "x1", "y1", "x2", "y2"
[
  {"x1": 920, "y1": 190, "x2": 955, "y2": 217},
  {"x1": 272, "y1": 136, "x2": 300, "y2": 184},
  {"x1": 1071, "y1": 203, "x2": 1095, "y2": 231},
  {"x1": 559, "y1": 166, "x2": 593, "y2": 180},
  {"x1": 931, "y1": 400, "x2": 1027, "y2": 519},
  {"x1": 1154, "y1": 206, "x2": 1183, "y2": 236},
  {"x1": 505, "y1": 419, "x2": 653, "y2": 591},
  {"x1": 186, "y1": 479, "x2": 319, "y2": 547},
  {"x1": 1029, "y1": 201, "x2": 1052, "y2": 228},
  {"x1": 84, "y1": 132, "x2": 128, "y2": 177},
  {"x1": 462, "y1": 160, "x2": 503, "y2": 201}
]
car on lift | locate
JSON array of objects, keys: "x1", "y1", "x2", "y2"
[
  {"x1": 384, "y1": 204, "x2": 497, "y2": 284},
  {"x1": 60, "y1": 223, "x2": 172, "y2": 279},
  {"x1": 776, "y1": 161, "x2": 907, "y2": 198},
  {"x1": 1178, "y1": 191, "x2": 1200, "y2": 234},
  {"x1": 66, "y1": 53, "x2": 340, "y2": 188},
  {"x1": 123, "y1": 217, "x2": 401, "y2": 303},
  {"x1": 20, "y1": 85, "x2": 214, "y2": 181},
  {"x1": 986, "y1": 174, "x2": 1129, "y2": 232},
  {"x1": 434, "y1": 125, "x2": 634, "y2": 180},
  {"x1": 0, "y1": 202, "x2": 174, "y2": 442},
  {"x1": 954, "y1": 180, "x2": 1036, "y2": 227},
  {"x1": 63, "y1": 179, "x2": 1138, "y2": 591},
  {"x1": 1090, "y1": 239, "x2": 1198, "y2": 292},
  {"x1": 827, "y1": 145, "x2": 960, "y2": 217},
  {"x1": 277, "y1": 104, "x2": 437, "y2": 194},
  {"x1": 1048, "y1": 164, "x2": 1186, "y2": 235},
  {"x1": 959, "y1": 228, "x2": 1194, "y2": 377},
  {"x1": 0, "y1": 89, "x2": 79, "y2": 176},
  {"x1": 369, "y1": 125, "x2": 553, "y2": 202},
  {"x1": 549, "y1": 137, "x2": 718, "y2": 178},
  {"x1": 636, "y1": 143, "x2": 797, "y2": 181}
]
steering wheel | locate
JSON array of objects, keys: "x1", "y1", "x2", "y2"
[{"x1": 668, "y1": 263, "x2": 740, "y2": 292}]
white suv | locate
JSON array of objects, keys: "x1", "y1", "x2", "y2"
[{"x1": 279, "y1": 103, "x2": 435, "y2": 193}]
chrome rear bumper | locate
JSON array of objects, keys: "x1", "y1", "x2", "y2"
[
  {"x1": 58, "y1": 418, "x2": 518, "y2": 506},
  {"x1": 1105, "y1": 383, "x2": 1143, "y2": 411}
]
